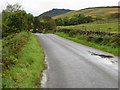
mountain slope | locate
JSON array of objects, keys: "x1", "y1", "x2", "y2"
[
  {"x1": 53, "y1": 6, "x2": 119, "y2": 19},
  {"x1": 39, "y1": 8, "x2": 73, "y2": 20}
]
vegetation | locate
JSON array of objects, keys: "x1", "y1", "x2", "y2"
[
  {"x1": 33, "y1": 15, "x2": 56, "y2": 33},
  {"x1": 2, "y1": 32, "x2": 29, "y2": 69},
  {"x1": 57, "y1": 22, "x2": 119, "y2": 33},
  {"x1": 53, "y1": 7, "x2": 119, "y2": 20},
  {"x1": 55, "y1": 14, "x2": 94, "y2": 26},
  {"x1": 2, "y1": 6, "x2": 34, "y2": 37},
  {"x1": 53, "y1": 6, "x2": 119, "y2": 56},
  {"x1": 39, "y1": 8, "x2": 72, "y2": 20},
  {"x1": 0, "y1": 12, "x2": 2, "y2": 89},
  {"x1": 2, "y1": 4, "x2": 119, "y2": 88},
  {"x1": 33, "y1": 17, "x2": 44, "y2": 33},
  {"x1": 2, "y1": 4, "x2": 47, "y2": 88},
  {"x1": 43, "y1": 15, "x2": 56, "y2": 32},
  {"x1": 55, "y1": 32, "x2": 119, "y2": 56},
  {"x1": 2, "y1": 32, "x2": 46, "y2": 88}
]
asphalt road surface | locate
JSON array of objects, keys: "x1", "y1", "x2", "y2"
[{"x1": 35, "y1": 34, "x2": 118, "y2": 88}]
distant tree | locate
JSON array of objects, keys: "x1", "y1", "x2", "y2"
[
  {"x1": 55, "y1": 18, "x2": 64, "y2": 26},
  {"x1": 33, "y1": 17, "x2": 43, "y2": 33},
  {"x1": 84, "y1": 16, "x2": 94, "y2": 23},
  {"x1": 63, "y1": 17, "x2": 70, "y2": 26},
  {"x1": 43, "y1": 15, "x2": 56, "y2": 32},
  {"x1": 26, "y1": 13, "x2": 34, "y2": 31},
  {"x1": 77, "y1": 14, "x2": 86, "y2": 23},
  {"x1": 43, "y1": 15, "x2": 52, "y2": 21},
  {"x1": 55, "y1": 14, "x2": 95, "y2": 26},
  {"x1": 69, "y1": 16, "x2": 78, "y2": 25}
]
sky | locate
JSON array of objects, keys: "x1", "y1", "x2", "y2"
[{"x1": 0, "y1": 0, "x2": 119, "y2": 16}]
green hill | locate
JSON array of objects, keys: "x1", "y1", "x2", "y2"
[
  {"x1": 53, "y1": 6, "x2": 119, "y2": 20},
  {"x1": 39, "y1": 8, "x2": 73, "y2": 20}
]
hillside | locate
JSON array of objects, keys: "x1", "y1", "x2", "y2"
[
  {"x1": 53, "y1": 6, "x2": 119, "y2": 19},
  {"x1": 39, "y1": 8, "x2": 73, "y2": 20}
]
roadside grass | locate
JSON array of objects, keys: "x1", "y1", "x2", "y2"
[
  {"x1": 55, "y1": 32, "x2": 119, "y2": 56},
  {"x1": 2, "y1": 33, "x2": 46, "y2": 88},
  {"x1": 57, "y1": 22, "x2": 119, "y2": 33}
]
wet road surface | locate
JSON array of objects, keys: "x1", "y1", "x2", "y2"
[{"x1": 35, "y1": 34, "x2": 118, "y2": 88}]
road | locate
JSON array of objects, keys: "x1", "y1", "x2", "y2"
[{"x1": 35, "y1": 34, "x2": 118, "y2": 88}]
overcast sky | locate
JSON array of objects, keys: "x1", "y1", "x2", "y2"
[{"x1": 0, "y1": 0, "x2": 119, "y2": 16}]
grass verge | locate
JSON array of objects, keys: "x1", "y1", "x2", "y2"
[
  {"x1": 2, "y1": 33, "x2": 46, "y2": 88},
  {"x1": 55, "y1": 32, "x2": 119, "y2": 56}
]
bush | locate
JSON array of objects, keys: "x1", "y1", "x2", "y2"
[
  {"x1": 2, "y1": 9, "x2": 34, "y2": 37},
  {"x1": 110, "y1": 34, "x2": 120, "y2": 46},
  {"x1": 94, "y1": 37, "x2": 103, "y2": 43},
  {"x1": 2, "y1": 32, "x2": 29, "y2": 69},
  {"x1": 69, "y1": 30, "x2": 77, "y2": 37}
]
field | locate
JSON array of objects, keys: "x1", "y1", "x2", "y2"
[
  {"x1": 57, "y1": 22, "x2": 119, "y2": 33},
  {"x1": 55, "y1": 19, "x2": 119, "y2": 56}
]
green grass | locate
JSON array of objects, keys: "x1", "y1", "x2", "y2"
[
  {"x1": 55, "y1": 32, "x2": 119, "y2": 56},
  {"x1": 57, "y1": 22, "x2": 119, "y2": 33},
  {"x1": 2, "y1": 33, "x2": 46, "y2": 88}
]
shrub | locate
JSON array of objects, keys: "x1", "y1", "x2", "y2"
[
  {"x1": 2, "y1": 32, "x2": 29, "y2": 69},
  {"x1": 69, "y1": 30, "x2": 77, "y2": 37},
  {"x1": 94, "y1": 37, "x2": 103, "y2": 43}
]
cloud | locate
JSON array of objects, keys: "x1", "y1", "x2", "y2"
[{"x1": 0, "y1": 0, "x2": 119, "y2": 16}]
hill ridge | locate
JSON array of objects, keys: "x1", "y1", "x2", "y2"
[{"x1": 38, "y1": 8, "x2": 73, "y2": 20}]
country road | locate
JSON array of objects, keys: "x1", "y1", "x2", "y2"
[{"x1": 35, "y1": 34, "x2": 118, "y2": 88}]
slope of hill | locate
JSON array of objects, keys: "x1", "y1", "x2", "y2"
[
  {"x1": 53, "y1": 6, "x2": 119, "y2": 19},
  {"x1": 39, "y1": 8, "x2": 73, "y2": 20}
]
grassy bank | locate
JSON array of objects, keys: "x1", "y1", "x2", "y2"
[
  {"x1": 2, "y1": 32, "x2": 46, "y2": 88},
  {"x1": 55, "y1": 32, "x2": 119, "y2": 56}
]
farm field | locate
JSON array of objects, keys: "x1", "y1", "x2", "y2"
[{"x1": 57, "y1": 22, "x2": 119, "y2": 33}]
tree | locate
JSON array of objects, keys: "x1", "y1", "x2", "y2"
[
  {"x1": 55, "y1": 18, "x2": 64, "y2": 26},
  {"x1": 43, "y1": 15, "x2": 52, "y2": 21},
  {"x1": 69, "y1": 16, "x2": 78, "y2": 25},
  {"x1": 33, "y1": 17, "x2": 43, "y2": 33},
  {"x1": 43, "y1": 15, "x2": 56, "y2": 32},
  {"x1": 77, "y1": 14, "x2": 86, "y2": 24},
  {"x1": 2, "y1": 4, "x2": 35, "y2": 37},
  {"x1": 63, "y1": 17, "x2": 70, "y2": 26},
  {"x1": 26, "y1": 13, "x2": 34, "y2": 31},
  {"x1": 84, "y1": 16, "x2": 94, "y2": 23},
  {"x1": 3, "y1": 10, "x2": 28, "y2": 35},
  {"x1": 5, "y1": 3, "x2": 22, "y2": 12}
]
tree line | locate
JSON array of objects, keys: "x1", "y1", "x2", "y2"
[
  {"x1": 55, "y1": 14, "x2": 94, "y2": 26},
  {"x1": 2, "y1": 4, "x2": 56, "y2": 37}
]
